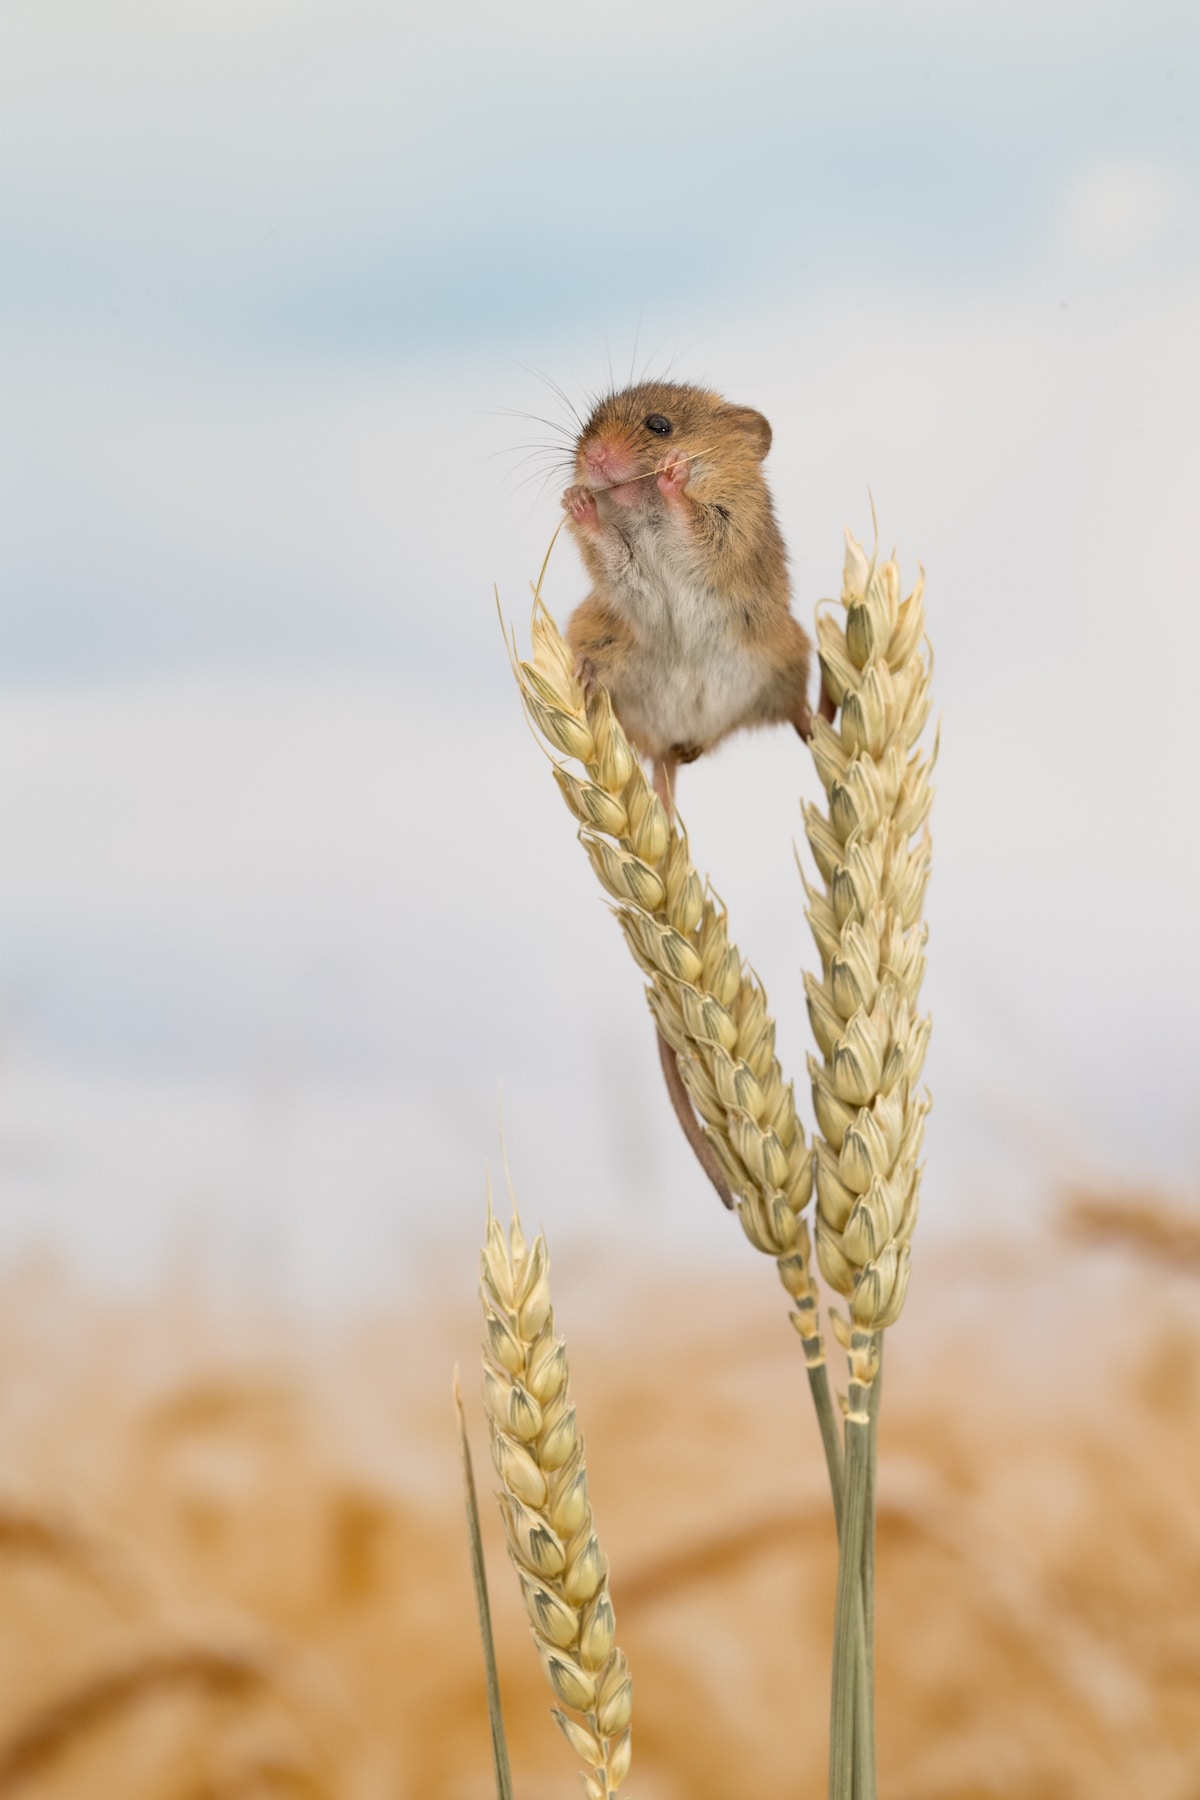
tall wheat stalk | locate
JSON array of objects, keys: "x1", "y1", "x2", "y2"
[
  {"x1": 494, "y1": 522, "x2": 934, "y2": 1797},
  {"x1": 804, "y1": 530, "x2": 933, "y2": 1800}
]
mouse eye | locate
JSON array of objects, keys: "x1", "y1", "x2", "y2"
[{"x1": 644, "y1": 414, "x2": 673, "y2": 436}]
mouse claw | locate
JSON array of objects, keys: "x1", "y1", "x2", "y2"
[
  {"x1": 562, "y1": 483, "x2": 600, "y2": 531},
  {"x1": 655, "y1": 450, "x2": 691, "y2": 503},
  {"x1": 573, "y1": 652, "x2": 599, "y2": 701}
]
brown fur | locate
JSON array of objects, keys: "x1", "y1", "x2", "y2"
[{"x1": 561, "y1": 380, "x2": 813, "y2": 768}]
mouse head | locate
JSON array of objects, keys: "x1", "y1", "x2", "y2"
[{"x1": 575, "y1": 381, "x2": 772, "y2": 507}]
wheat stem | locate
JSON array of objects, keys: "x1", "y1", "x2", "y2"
[
  {"x1": 862, "y1": 1339, "x2": 883, "y2": 1762},
  {"x1": 455, "y1": 1372, "x2": 514, "y2": 1800},
  {"x1": 803, "y1": 1349, "x2": 844, "y2": 1526},
  {"x1": 829, "y1": 1374, "x2": 873, "y2": 1800},
  {"x1": 852, "y1": 1607, "x2": 872, "y2": 1800}
]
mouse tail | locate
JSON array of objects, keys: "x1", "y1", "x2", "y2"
[{"x1": 656, "y1": 1028, "x2": 734, "y2": 1210}]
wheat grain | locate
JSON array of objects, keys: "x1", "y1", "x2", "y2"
[{"x1": 480, "y1": 1204, "x2": 631, "y2": 1800}]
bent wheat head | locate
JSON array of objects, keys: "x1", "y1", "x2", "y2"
[{"x1": 508, "y1": 601, "x2": 824, "y2": 1350}]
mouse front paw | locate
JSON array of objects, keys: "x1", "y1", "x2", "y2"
[
  {"x1": 655, "y1": 450, "x2": 692, "y2": 504},
  {"x1": 562, "y1": 483, "x2": 600, "y2": 532}
]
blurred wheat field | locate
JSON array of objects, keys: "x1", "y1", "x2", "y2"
[{"x1": 0, "y1": 1208, "x2": 1197, "y2": 1799}]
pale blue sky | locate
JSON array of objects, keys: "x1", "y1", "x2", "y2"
[
  {"x1": 2, "y1": 1, "x2": 1197, "y2": 677},
  {"x1": 0, "y1": 2, "x2": 1196, "y2": 1290},
  {"x1": 3, "y1": 4, "x2": 1196, "y2": 348}
]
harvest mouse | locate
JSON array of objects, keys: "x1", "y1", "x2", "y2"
[
  {"x1": 560, "y1": 380, "x2": 822, "y2": 1208},
  {"x1": 562, "y1": 380, "x2": 815, "y2": 813}
]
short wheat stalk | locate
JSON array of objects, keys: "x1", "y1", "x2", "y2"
[{"x1": 480, "y1": 1203, "x2": 632, "y2": 1800}]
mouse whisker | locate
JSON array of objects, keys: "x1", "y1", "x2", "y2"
[
  {"x1": 514, "y1": 466, "x2": 575, "y2": 500},
  {"x1": 511, "y1": 363, "x2": 588, "y2": 437},
  {"x1": 498, "y1": 408, "x2": 577, "y2": 443},
  {"x1": 486, "y1": 442, "x2": 562, "y2": 470}
]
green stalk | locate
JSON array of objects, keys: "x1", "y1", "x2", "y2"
[
  {"x1": 828, "y1": 1378, "x2": 872, "y2": 1800},
  {"x1": 862, "y1": 1342, "x2": 883, "y2": 1776},
  {"x1": 803, "y1": 1330, "x2": 875, "y2": 1799},
  {"x1": 803, "y1": 1341, "x2": 845, "y2": 1527},
  {"x1": 848, "y1": 1333, "x2": 884, "y2": 1800},
  {"x1": 803, "y1": 1333, "x2": 871, "y2": 1798},
  {"x1": 454, "y1": 1373, "x2": 514, "y2": 1800},
  {"x1": 851, "y1": 1511, "x2": 875, "y2": 1798},
  {"x1": 850, "y1": 1569, "x2": 870, "y2": 1800}
]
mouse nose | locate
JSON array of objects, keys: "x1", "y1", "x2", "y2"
[
  {"x1": 584, "y1": 439, "x2": 635, "y2": 485},
  {"x1": 584, "y1": 443, "x2": 614, "y2": 481}
]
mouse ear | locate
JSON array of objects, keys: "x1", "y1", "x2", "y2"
[{"x1": 721, "y1": 405, "x2": 772, "y2": 460}]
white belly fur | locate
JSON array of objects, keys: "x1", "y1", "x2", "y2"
[{"x1": 605, "y1": 531, "x2": 766, "y2": 755}]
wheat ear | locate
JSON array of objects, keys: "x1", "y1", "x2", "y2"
[
  {"x1": 507, "y1": 600, "x2": 825, "y2": 1357},
  {"x1": 480, "y1": 1203, "x2": 632, "y2": 1800},
  {"x1": 805, "y1": 529, "x2": 933, "y2": 1350}
]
